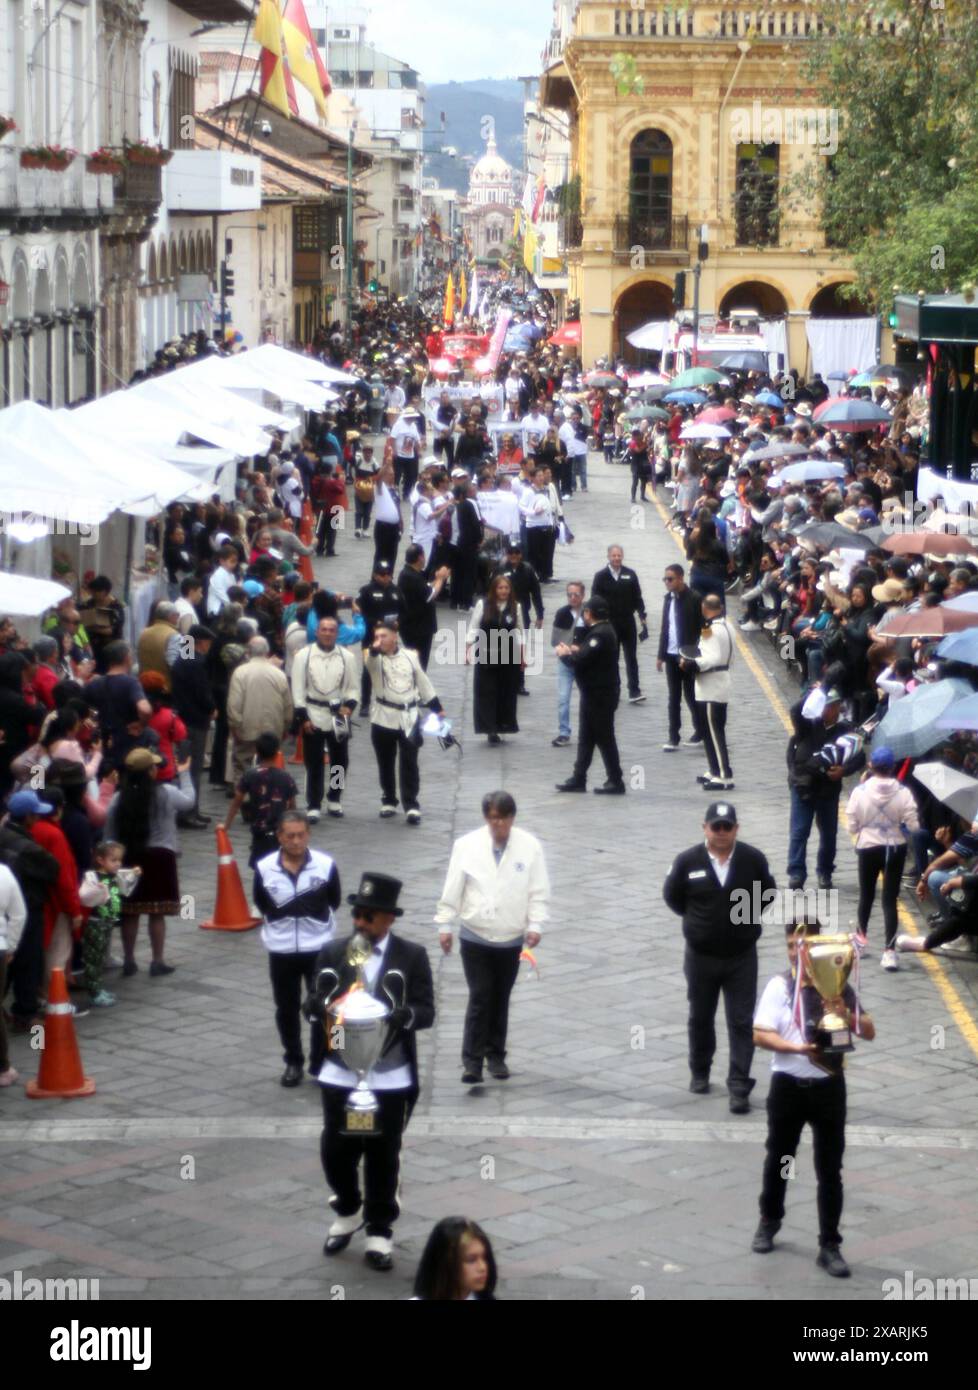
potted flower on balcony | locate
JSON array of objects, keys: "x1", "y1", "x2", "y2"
[
  {"x1": 86, "y1": 146, "x2": 124, "y2": 176},
  {"x1": 20, "y1": 144, "x2": 76, "y2": 171},
  {"x1": 123, "y1": 139, "x2": 173, "y2": 167},
  {"x1": 0, "y1": 117, "x2": 16, "y2": 141}
]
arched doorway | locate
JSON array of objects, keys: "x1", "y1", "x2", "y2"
[
  {"x1": 808, "y1": 282, "x2": 872, "y2": 316},
  {"x1": 614, "y1": 279, "x2": 674, "y2": 363},
  {"x1": 718, "y1": 281, "x2": 789, "y2": 317}
]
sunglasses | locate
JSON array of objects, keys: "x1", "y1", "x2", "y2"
[
  {"x1": 710, "y1": 821, "x2": 735, "y2": 832},
  {"x1": 351, "y1": 907, "x2": 376, "y2": 923}
]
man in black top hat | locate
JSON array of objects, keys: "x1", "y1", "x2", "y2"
[
  {"x1": 305, "y1": 872, "x2": 434, "y2": 1272},
  {"x1": 554, "y1": 595, "x2": 625, "y2": 795}
]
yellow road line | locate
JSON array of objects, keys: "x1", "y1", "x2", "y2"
[{"x1": 651, "y1": 492, "x2": 978, "y2": 1060}]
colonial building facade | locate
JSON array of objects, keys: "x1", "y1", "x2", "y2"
[{"x1": 539, "y1": 0, "x2": 876, "y2": 368}]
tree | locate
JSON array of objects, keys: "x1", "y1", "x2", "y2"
[{"x1": 797, "y1": 0, "x2": 978, "y2": 306}]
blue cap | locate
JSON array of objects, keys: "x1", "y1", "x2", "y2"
[
  {"x1": 242, "y1": 579, "x2": 264, "y2": 597},
  {"x1": 870, "y1": 745, "x2": 896, "y2": 771},
  {"x1": 7, "y1": 790, "x2": 55, "y2": 818}
]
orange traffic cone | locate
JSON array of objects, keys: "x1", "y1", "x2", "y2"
[
  {"x1": 200, "y1": 826, "x2": 262, "y2": 933},
  {"x1": 290, "y1": 730, "x2": 304, "y2": 765},
  {"x1": 26, "y1": 968, "x2": 95, "y2": 1099}
]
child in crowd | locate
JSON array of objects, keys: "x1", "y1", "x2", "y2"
[{"x1": 79, "y1": 841, "x2": 140, "y2": 1007}]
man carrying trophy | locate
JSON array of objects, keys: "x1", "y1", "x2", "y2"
[
  {"x1": 751, "y1": 919, "x2": 875, "y2": 1278},
  {"x1": 304, "y1": 872, "x2": 434, "y2": 1272}
]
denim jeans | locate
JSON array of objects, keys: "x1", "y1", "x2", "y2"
[
  {"x1": 787, "y1": 789, "x2": 839, "y2": 885},
  {"x1": 572, "y1": 454, "x2": 588, "y2": 491},
  {"x1": 925, "y1": 868, "x2": 955, "y2": 923},
  {"x1": 556, "y1": 660, "x2": 574, "y2": 739}
]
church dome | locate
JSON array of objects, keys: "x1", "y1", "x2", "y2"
[{"x1": 470, "y1": 134, "x2": 512, "y2": 188}]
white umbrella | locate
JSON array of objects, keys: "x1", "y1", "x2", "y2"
[
  {"x1": 627, "y1": 371, "x2": 669, "y2": 388},
  {"x1": 680, "y1": 422, "x2": 732, "y2": 441},
  {"x1": 0, "y1": 572, "x2": 72, "y2": 617},
  {"x1": 776, "y1": 459, "x2": 847, "y2": 484},
  {"x1": 944, "y1": 592, "x2": 978, "y2": 614},
  {"x1": 912, "y1": 761, "x2": 978, "y2": 823}
]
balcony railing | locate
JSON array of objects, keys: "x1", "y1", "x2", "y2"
[
  {"x1": 113, "y1": 161, "x2": 162, "y2": 207},
  {"x1": 0, "y1": 156, "x2": 113, "y2": 226},
  {"x1": 614, "y1": 214, "x2": 689, "y2": 255},
  {"x1": 558, "y1": 212, "x2": 583, "y2": 251}
]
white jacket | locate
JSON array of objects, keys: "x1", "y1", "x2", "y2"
[
  {"x1": 434, "y1": 825, "x2": 550, "y2": 943},
  {"x1": 291, "y1": 643, "x2": 359, "y2": 729},
  {"x1": 692, "y1": 618, "x2": 734, "y2": 703},
  {"x1": 0, "y1": 863, "x2": 27, "y2": 954}
]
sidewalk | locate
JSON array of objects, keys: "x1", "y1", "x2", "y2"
[{"x1": 2, "y1": 452, "x2": 977, "y2": 1302}]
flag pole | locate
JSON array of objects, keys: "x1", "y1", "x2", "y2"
[{"x1": 218, "y1": 0, "x2": 259, "y2": 150}]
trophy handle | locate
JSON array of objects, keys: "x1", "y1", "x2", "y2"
[
  {"x1": 316, "y1": 968, "x2": 341, "y2": 1010},
  {"x1": 382, "y1": 969, "x2": 406, "y2": 1011}
]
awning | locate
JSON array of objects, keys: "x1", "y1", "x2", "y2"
[{"x1": 0, "y1": 571, "x2": 73, "y2": 617}]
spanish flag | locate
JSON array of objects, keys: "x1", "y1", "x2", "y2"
[
  {"x1": 255, "y1": 0, "x2": 297, "y2": 118},
  {"x1": 282, "y1": 0, "x2": 331, "y2": 116},
  {"x1": 443, "y1": 273, "x2": 455, "y2": 327}
]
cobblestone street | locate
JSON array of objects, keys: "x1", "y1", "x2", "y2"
[{"x1": 3, "y1": 451, "x2": 978, "y2": 1302}]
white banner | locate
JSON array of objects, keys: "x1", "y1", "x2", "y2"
[{"x1": 475, "y1": 490, "x2": 522, "y2": 537}]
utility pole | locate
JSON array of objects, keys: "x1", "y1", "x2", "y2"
[
  {"x1": 345, "y1": 122, "x2": 355, "y2": 332},
  {"x1": 692, "y1": 222, "x2": 708, "y2": 363}
]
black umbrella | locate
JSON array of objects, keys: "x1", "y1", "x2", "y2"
[
  {"x1": 794, "y1": 521, "x2": 876, "y2": 553},
  {"x1": 720, "y1": 351, "x2": 768, "y2": 373}
]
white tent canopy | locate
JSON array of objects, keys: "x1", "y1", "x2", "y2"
[
  {"x1": 0, "y1": 572, "x2": 72, "y2": 617},
  {"x1": 72, "y1": 390, "x2": 260, "y2": 459},
  {"x1": 186, "y1": 352, "x2": 339, "y2": 412},
  {"x1": 0, "y1": 401, "x2": 205, "y2": 518},
  {"x1": 130, "y1": 374, "x2": 287, "y2": 453},
  {"x1": 245, "y1": 343, "x2": 361, "y2": 387}
]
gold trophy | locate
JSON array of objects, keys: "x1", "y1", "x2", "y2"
[{"x1": 800, "y1": 934, "x2": 856, "y2": 1053}]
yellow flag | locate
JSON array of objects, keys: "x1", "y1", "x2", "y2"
[
  {"x1": 254, "y1": 0, "x2": 295, "y2": 118},
  {"x1": 281, "y1": 0, "x2": 331, "y2": 117},
  {"x1": 443, "y1": 273, "x2": 455, "y2": 326},
  {"x1": 523, "y1": 220, "x2": 539, "y2": 274},
  {"x1": 458, "y1": 265, "x2": 468, "y2": 316},
  {"x1": 512, "y1": 207, "x2": 522, "y2": 240}
]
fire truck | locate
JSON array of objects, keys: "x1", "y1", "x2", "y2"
[{"x1": 660, "y1": 310, "x2": 782, "y2": 376}]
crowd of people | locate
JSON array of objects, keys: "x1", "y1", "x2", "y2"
[{"x1": 2, "y1": 278, "x2": 977, "y2": 1290}]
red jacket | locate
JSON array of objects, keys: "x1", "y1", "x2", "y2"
[
  {"x1": 30, "y1": 818, "x2": 82, "y2": 947},
  {"x1": 32, "y1": 664, "x2": 59, "y2": 711},
  {"x1": 148, "y1": 706, "x2": 187, "y2": 781}
]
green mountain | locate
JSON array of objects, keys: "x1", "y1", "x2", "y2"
[{"x1": 424, "y1": 79, "x2": 527, "y2": 194}]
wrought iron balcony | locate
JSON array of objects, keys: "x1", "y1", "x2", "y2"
[{"x1": 613, "y1": 214, "x2": 689, "y2": 255}]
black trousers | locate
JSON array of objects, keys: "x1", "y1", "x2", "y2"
[
  {"x1": 186, "y1": 724, "x2": 208, "y2": 814},
  {"x1": 759, "y1": 1071, "x2": 846, "y2": 1247},
  {"x1": 371, "y1": 723, "x2": 420, "y2": 810},
  {"x1": 615, "y1": 620, "x2": 641, "y2": 697},
  {"x1": 433, "y1": 435, "x2": 455, "y2": 467},
  {"x1": 451, "y1": 544, "x2": 479, "y2": 610},
  {"x1": 459, "y1": 938, "x2": 523, "y2": 1068},
  {"x1": 303, "y1": 723, "x2": 349, "y2": 810},
  {"x1": 856, "y1": 844, "x2": 906, "y2": 946},
  {"x1": 663, "y1": 653, "x2": 700, "y2": 744},
  {"x1": 573, "y1": 693, "x2": 623, "y2": 786},
  {"x1": 268, "y1": 949, "x2": 325, "y2": 1071},
  {"x1": 320, "y1": 1086, "x2": 416, "y2": 1237},
  {"x1": 683, "y1": 946, "x2": 757, "y2": 1094},
  {"x1": 8, "y1": 905, "x2": 44, "y2": 1021},
  {"x1": 696, "y1": 699, "x2": 731, "y2": 779},
  {"x1": 394, "y1": 455, "x2": 418, "y2": 497},
  {"x1": 525, "y1": 527, "x2": 551, "y2": 582},
  {"x1": 209, "y1": 702, "x2": 230, "y2": 786},
  {"x1": 373, "y1": 519, "x2": 401, "y2": 570}
]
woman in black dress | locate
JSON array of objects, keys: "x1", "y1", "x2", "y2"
[{"x1": 465, "y1": 575, "x2": 523, "y2": 746}]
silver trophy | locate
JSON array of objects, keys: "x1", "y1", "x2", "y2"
[{"x1": 316, "y1": 938, "x2": 406, "y2": 1136}]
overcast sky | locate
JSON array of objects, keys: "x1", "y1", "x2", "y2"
[{"x1": 351, "y1": 0, "x2": 550, "y2": 83}]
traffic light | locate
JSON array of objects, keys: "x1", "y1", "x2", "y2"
[
  {"x1": 673, "y1": 272, "x2": 686, "y2": 308},
  {"x1": 368, "y1": 279, "x2": 379, "y2": 293},
  {"x1": 220, "y1": 263, "x2": 235, "y2": 298}
]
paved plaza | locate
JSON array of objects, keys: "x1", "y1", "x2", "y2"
[{"x1": 3, "y1": 451, "x2": 978, "y2": 1303}]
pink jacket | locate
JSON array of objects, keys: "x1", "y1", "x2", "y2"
[{"x1": 846, "y1": 777, "x2": 919, "y2": 849}]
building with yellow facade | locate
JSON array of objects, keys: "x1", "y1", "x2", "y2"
[{"x1": 538, "y1": 0, "x2": 887, "y2": 370}]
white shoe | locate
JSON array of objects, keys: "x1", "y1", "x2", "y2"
[
  {"x1": 328, "y1": 1211, "x2": 364, "y2": 1239},
  {"x1": 762, "y1": 617, "x2": 780, "y2": 631},
  {"x1": 327, "y1": 803, "x2": 344, "y2": 818},
  {"x1": 307, "y1": 809, "x2": 321, "y2": 824},
  {"x1": 881, "y1": 949, "x2": 900, "y2": 971},
  {"x1": 739, "y1": 621, "x2": 762, "y2": 632},
  {"x1": 0, "y1": 1067, "x2": 19, "y2": 1087},
  {"x1": 406, "y1": 808, "x2": 422, "y2": 825},
  {"x1": 934, "y1": 935, "x2": 978, "y2": 958},
  {"x1": 379, "y1": 803, "x2": 397, "y2": 818}
]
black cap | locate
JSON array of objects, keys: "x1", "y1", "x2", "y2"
[
  {"x1": 189, "y1": 625, "x2": 216, "y2": 642},
  {"x1": 705, "y1": 801, "x2": 737, "y2": 826},
  {"x1": 373, "y1": 560, "x2": 393, "y2": 575},
  {"x1": 584, "y1": 595, "x2": 610, "y2": 620},
  {"x1": 347, "y1": 872, "x2": 404, "y2": 917}
]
